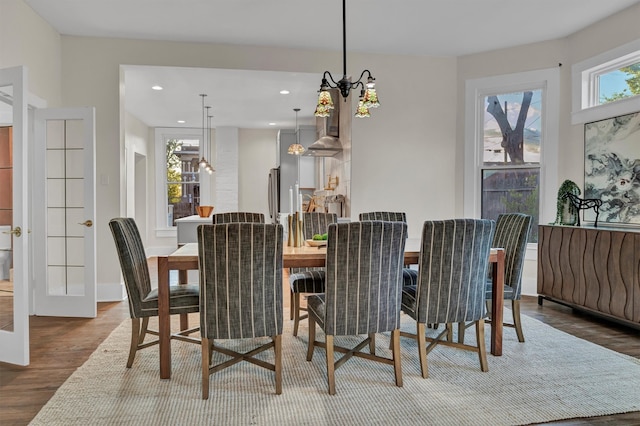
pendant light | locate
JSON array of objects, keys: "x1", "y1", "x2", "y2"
[
  {"x1": 287, "y1": 108, "x2": 305, "y2": 155},
  {"x1": 205, "y1": 109, "x2": 214, "y2": 174},
  {"x1": 314, "y1": 0, "x2": 380, "y2": 118},
  {"x1": 198, "y1": 94, "x2": 214, "y2": 173}
]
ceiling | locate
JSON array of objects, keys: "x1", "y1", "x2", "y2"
[{"x1": 24, "y1": 0, "x2": 640, "y2": 130}]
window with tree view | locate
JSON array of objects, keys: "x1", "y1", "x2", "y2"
[
  {"x1": 166, "y1": 138, "x2": 201, "y2": 226},
  {"x1": 481, "y1": 89, "x2": 541, "y2": 242},
  {"x1": 598, "y1": 61, "x2": 640, "y2": 105}
]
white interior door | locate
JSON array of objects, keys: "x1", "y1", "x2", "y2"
[
  {"x1": 33, "y1": 107, "x2": 96, "y2": 317},
  {"x1": 0, "y1": 66, "x2": 30, "y2": 365}
]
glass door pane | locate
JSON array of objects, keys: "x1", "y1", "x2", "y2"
[
  {"x1": 0, "y1": 119, "x2": 13, "y2": 332},
  {"x1": 45, "y1": 119, "x2": 86, "y2": 296}
]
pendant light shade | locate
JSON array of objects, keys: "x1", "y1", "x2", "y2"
[{"x1": 287, "y1": 108, "x2": 305, "y2": 156}]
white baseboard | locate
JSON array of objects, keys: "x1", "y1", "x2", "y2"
[{"x1": 98, "y1": 282, "x2": 125, "y2": 302}]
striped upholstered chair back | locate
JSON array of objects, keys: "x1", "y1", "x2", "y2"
[
  {"x1": 302, "y1": 212, "x2": 337, "y2": 240},
  {"x1": 291, "y1": 212, "x2": 337, "y2": 274},
  {"x1": 411, "y1": 219, "x2": 495, "y2": 325},
  {"x1": 359, "y1": 211, "x2": 407, "y2": 223},
  {"x1": 289, "y1": 212, "x2": 337, "y2": 336},
  {"x1": 359, "y1": 211, "x2": 416, "y2": 286},
  {"x1": 197, "y1": 223, "x2": 283, "y2": 340},
  {"x1": 197, "y1": 222, "x2": 284, "y2": 397},
  {"x1": 492, "y1": 213, "x2": 531, "y2": 300},
  {"x1": 322, "y1": 221, "x2": 408, "y2": 335},
  {"x1": 211, "y1": 212, "x2": 265, "y2": 224},
  {"x1": 109, "y1": 218, "x2": 152, "y2": 318}
]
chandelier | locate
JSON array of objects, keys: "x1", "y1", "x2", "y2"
[
  {"x1": 198, "y1": 94, "x2": 214, "y2": 174},
  {"x1": 314, "y1": 0, "x2": 380, "y2": 119},
  {"x1": 287, "y1": 108, "x2": 305, "y2": 155}
]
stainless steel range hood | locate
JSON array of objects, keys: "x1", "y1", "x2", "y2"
[{"x1": 303, "y1": 136, "x2": 342, "y2": 157}]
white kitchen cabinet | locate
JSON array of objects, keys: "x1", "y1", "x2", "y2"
[{"x1": 175, "y1": 215, "x2": 211, "y2": 245}]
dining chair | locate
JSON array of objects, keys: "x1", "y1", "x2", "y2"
[
  {"x1": 211, "y1": 212, "x2": 265, "y2": 224},
  {"x1": 289, "y1": 212, "x2": 337, "y2": 336},
  {"x1": 358, "y1": 211, "x2": 407, "y2": 222},
  {"x1": 400, "y1": 219, "x2": 495, "y2": 378},
  {"x1": 109, "y1": 218, "x2": 200, "y2": 369},
  {"x1": 457, "y1": 213, "x2": 532, "y2": 344},
  {"x1": 306, "y1": 221, "x2": 407, "y2": 395},
  {"x1": 359, "y1": 211, "x2": 416, "y2": 286},
  {"x1": 197, "y1": 222, "x2": 283, "y2": 399},
  {"x1": 486, "y1": 213, "x2": 532, "y2": 342}
]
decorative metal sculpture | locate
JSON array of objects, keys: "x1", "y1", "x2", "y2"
[
  {"x1": 553, "y1": 179, "x2": 603, "y2": 227},
  {"x1": 554, "y1": 180, "x2": 581, "y2": 226},
  {"x1": 562, "y1": 192, "x2": 603, "y2": 228}
]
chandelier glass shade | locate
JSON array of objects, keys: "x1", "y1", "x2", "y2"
[{"x1": 314, "y1": 0, "x2": 380, "y2": 118}]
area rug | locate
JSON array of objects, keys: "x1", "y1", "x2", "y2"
[{"x1": 30, "y1": 310, "x2": 640, "y2": 426}]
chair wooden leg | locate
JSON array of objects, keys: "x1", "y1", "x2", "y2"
[
  {"x1": 289, "y1": 290, "x2": 294, "y2": 320},
  {"x1": 306, "y1": 316, "x2": 316, "y2": 361},
  {"x1": 475, "y1": 319, "x2": 488, "y2": 372},
  {"x1": 458, "y1": 322, "x2": 465, "y2": 344},
  {"x1": 368, "y1": 333, "x2": 376, "y2": 355},
  {"x1": 417, "y1": 322, "x2": 428, "y2": 378},
  {"x1": 512, "y1": 300, "x2": 525, "y2": 342},
  {"x1": 127, "y1": 318, "x2": 141, "y2": 368},
  {"x1": 326, "y1": 334, "x2": 336, "y2": 395},
  {"x1": 202, "y1": 337, "x2": 210, "y2": 400},
  {"x1": 180, "y1": 312, "x2": 188, "y2": 331},
  {"x1": 445, "y1": 323, "x2": 453, "y2": 342},
  {"x1": 274, "y1": 334, "x2": 282, "y2": 395},
  {"x1": 391, "y1": 329, "x2": 403, "y2": 387},
  {"x1": 138, "y1": 317, "x2": 149, "y2": 345},
  {"x1": 293, "y1": 293, "x2": 301, "y2": 337}
]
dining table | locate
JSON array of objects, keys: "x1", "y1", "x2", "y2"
[{"x1": 156, "y1": 238, "x2": 505, "y2": 379}]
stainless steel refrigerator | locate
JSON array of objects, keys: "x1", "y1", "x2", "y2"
[{"x1": 268, "y1": 167, "x2": 280, "y2": 224}]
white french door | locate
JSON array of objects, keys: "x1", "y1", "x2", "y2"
[
  {"x1": 0, "y1": 66, "x2": 29, "y2": 365},
  {"x1": 33, "y1": 107, "x2": 97, "y2": 318}
]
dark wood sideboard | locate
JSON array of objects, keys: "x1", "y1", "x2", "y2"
[{"x1": 537, "y1": 224, "x2": 640, "y2": 330}]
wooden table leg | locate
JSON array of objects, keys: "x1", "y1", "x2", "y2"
[
  {"x1": 490, "y1": 248, "x2": 505, "y2": 356},
  {"x1": 157, "y1": 256, "x2": 171, "y2": 379}
]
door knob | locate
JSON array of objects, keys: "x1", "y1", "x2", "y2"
[
  {"x1": 2, "y1": 226, "x2": 21, "y2": 237},
  {"x1": 79, "y1": 220, "x2": 93, "y2": 228}
]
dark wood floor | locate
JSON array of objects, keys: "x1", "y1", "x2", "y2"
[{"x1": 1, "y1": 289, "x2": 640, "y2": 425}]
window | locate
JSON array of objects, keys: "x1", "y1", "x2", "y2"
[
  {"x1": 598, "y1": 62, "x2": 640, "y2": 105},
  {"x1": 465, "y1": 69, "x2": 559, "y2": 246},
  {"x1": 155, "y1": 128, "x2": 204, "y2": 234},
  {"x1": 572, "y1": 38, "x2": 640, "y2": 125},
  {"x1": 166, "y1": 137, "x2": 201, "y2": 226},
  {"x1": 481, "y1": 90, "x2": 541, "y2": 242}
]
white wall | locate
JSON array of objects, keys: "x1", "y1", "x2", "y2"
[
  {"x1": 238, "y1": 128, "x2": 278, "y2": 219},
  {"x1": 0, "y1": 0, "x2": 62, "y2": 106}
]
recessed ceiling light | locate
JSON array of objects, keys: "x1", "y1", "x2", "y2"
[
  {"x1": 269, "y1": 122, "x2": 277, "y2": 126},
  {"x1": 152, "y1": 85, "x2": 163, "y2": 90},
  {"x1": 279, "y1": 90, "x2": 290, "y2": 95},
  {"x1": 177, "y1": 120, "x2": 186, "y2": 124}
]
